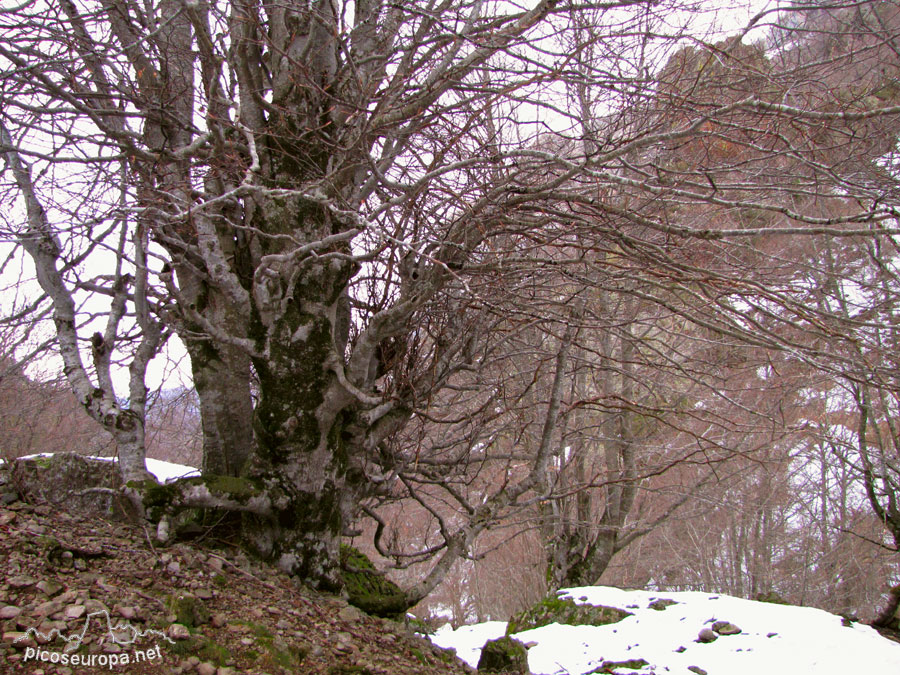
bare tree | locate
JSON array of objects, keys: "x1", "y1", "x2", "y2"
[{"x1": 3, "y1": 0, "x2": 900, "y2": 605}]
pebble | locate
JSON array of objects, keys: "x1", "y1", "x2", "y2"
[
  {"x1": 697, "y1": 628, "x2": 718, "y2": 643},
  {"x1": 166, "y1": 561, "x2": 181, "y2": 575},
  {"x1": 0, "y1": 606, "x2": 21, "y2": 619},
  {"x1": 36, "y1": 580, "x2": 62, "y2": 597},
  {"x1": 198, "y1": 662, "x2": 217, "y2": 675},
  {"x1": 167, "y1": 623, "x2": 191, "y2": 640},
  {"x1": 65, "y1": 605, "x2": 86, "y2": 620},
  {"x1": 114, "y1": 605, "x2": 136, "y2": 620},
  {"x1": 33, "y1": 599, "x2": 64, "y2": 617}
]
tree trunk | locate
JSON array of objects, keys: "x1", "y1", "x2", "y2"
[{"x1": 190, "y1": 341, "x2": 253, "y2": 477}]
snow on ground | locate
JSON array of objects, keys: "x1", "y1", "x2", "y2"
[
  {"x1": 430, "y1": 621, "x2": 507, "y2": 668},
  {"x1": 2, "y1": 453, "x2": 199, "y2": 483},
  {"x1": 430, "y1": 586, "x2": 900, "y2": 675}
]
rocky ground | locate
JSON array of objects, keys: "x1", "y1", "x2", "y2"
[{"x1": 0, "y1": 474, "x2": 475, "y2": 675}]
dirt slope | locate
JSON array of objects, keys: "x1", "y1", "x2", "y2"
[{"x1": 0, "y1": 495, "x2": 473, "y2": 675}]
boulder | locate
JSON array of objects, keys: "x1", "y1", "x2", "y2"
[
  {"x1": 507, "y1": 595, "x2": 631, "y2": 634},
  {"x1": 477, "y1": 636, "x2": 529, "y2": 673},
  {"x1": 10, "y1": 453, "x2": 131, "y2": 520}
]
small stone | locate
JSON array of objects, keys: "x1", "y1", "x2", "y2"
[
  {"x1": 73, "y1": 559, "x2": 86, "y2": 571},
  {"x1": 0, "y1": 606, "x2": 21, "y2": 619},
  {"x1": 167, "y1": 623, "x2": 191, "y2": 640},
  {"x1": 712, "y1": 621, "x2": 741, "y2": 635},
  {"x1": 216, "y1": 668, "x2": 236, "y2": 675},
  {"x1": 767, "y1": 632, "x2": 778, "y2": 638},
  {"x1": 83, "y1": 599, "x2": 107, "y2": 614},
  {"x1": 65, "y1": 605, "x2": 86, "y2": 620},
  {"x1": 211, "y1": 613, "x2": 227, "y2": 628},
  {"x1": 0, "y1": 511, "x2": 16, "y2": 526},
  {"x1": 36, "y1": 580, "x2": 63, "y2": 597},
  {"x1": 114, "y1": 605, "x2": 136, "y2": 620},
  {"x1": 198, "y1": 662, "x2": 217, "y2": 675},
  {"x1": 697, "y1": 628, "x2": 718, "y2": 643},
  {"x1": 195, "y1": 588, "x2": 214, "y2": 600},
  {"x1": 3, "y1": 631, "x2": 34, "y2": 648},
  {"x1": 338, "y1": 605, "x2": 363, "y2": 623},
  {"x1": 102, "y1": 642, "x2": 122, "y2": 653},
  {"x1": 33, "y1": 600, "x2": 64, "y2": 617},
  {"x1": 275, "y1": 618, "x2": 291, "y2": 630},
  {"x1": 7, "y1": 576, "x2": 36, "y2": 589},
  {"x1": 675, "y1": 646, "x2": 687, "y2": 653},
  {"x1": 240, "y1": 638, "x2": 253, "y2": 646},
  {"x1": 208, "y1": 556, "x2": 224, "y2": 572},
  {"x1": 188, "y1": 656, "x2": 200, "y2": 666},
  {"x1": 688, "y1": 667, "x2": 708, "y2": 675},
  {"x1": 0, "y1": 491, "x2": 18, "y2": 505},
  {"x1": 166, "y1": 561, "x2": 181, "y2": 575}
]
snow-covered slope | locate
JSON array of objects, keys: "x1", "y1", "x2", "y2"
[{"x1": 430, "y1": 586, "x2": 900, "y2": 675}]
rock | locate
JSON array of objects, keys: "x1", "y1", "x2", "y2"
[
  {"x1": 507, "y1": 595, "x2": 632, "y2": 633},
  {"x1": 0, "y1": 510, "x2": 16, "y2": 525},
  {"x1": 166, "y1": 561, "x2": 181, "y2": 575},
  {"x1": 648, "y1": 598, "x2": 678, "y2": 611},
  {"x1": 0, "y1": 491, "x2": 18, "y2": 505},
  {"x1": 712, "y1": 620, "x2": 741, "y2": 635},
  {"x1": 0, "y1": 606, "x2": 22, "y2": 619},
  {"x1": 7, "y1": 576, "x2": 37, "y2": 589},
  {"x1": 476, "y1": 636, "x2": 529, "y2": 673},
  {"x1": 198, "y1": 663, "x2": 217, "y2": 675},
  {"x1": 9, "y1": 454, "x2": 129, "y2": 520},
  {"x1": 3, "y1": 631, "x2": 34, "y2": 648},
  {"x1": 338, "y1": 605, "x2": 364, "y2": 623},
  {"x1": 37, "y1": 579, "x2": 63, "y2": 598},
  {"x1": 113, "y1": 605, "x2": 136, "y2": 620},
  {"x1": 697, "y1": 628, "x2": 718, "y2": 643},
  {"x1": 33, "y1": 599, "x2": 65, "y2": 617},
  {"x1": 65, "y1": 605, "x2": 86, "y2": 620},
  {"x1": 167, "y1": 594, "x2": 210, "y2": 628},
  {"x1": 83, "y1": 599, "x2": 107, "y2": 614},
  {"x1": 688, "y1": 667, "x2": 708, "y2": 675},
  {"x1": 216, "y1": 668, "x2": 236, "y2": 675},
  {"x1": 167, "y1": 623, "x2": 192, "y2": 640}
]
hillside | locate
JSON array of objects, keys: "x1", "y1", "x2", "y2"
[{"x1": 0, "y1": 460, "x2": 472, "y2": 675}]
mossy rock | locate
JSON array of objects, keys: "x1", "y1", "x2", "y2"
[
  {"x1": 755, "y1": 591, "x2": 790, "y2": 605},
  {"x1": 339, "y1": 544, "x2": 409, "y2": 618},
  {"x1": 591, "y1": 658, "x2": 649, "y2": 673},
  {"x1": 648, "y1": 598, "x2": 678, "y2": 611},
  {"x1": 477, "y1": 636, "x2": 529, "y2": 673},
  {"x1": 166, "y1": 593, "x2": 210, "y2": 628},
  {"x1": 11, "y1": 453, "x2": 131, "y2": 520},
  {"x1": 507, "y1": 596, "x2": 631, "y2": 634}
]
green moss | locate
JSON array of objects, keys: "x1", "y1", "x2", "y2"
[
  {"x1": 212, "y1": 574, "x2": 227, "y2": 587},
  {"x1": 197, "y1": 640, "x2": 231, "y2": 666},
  {"x1": 591, "y1": 658, "x2": 649, "y2": 673},
  {"x1": 340, "y1": 544, "x2": 409, "y2": 618},
  {"x1": 267, "y1": 639, "x2": 306, "y2": 669},
  {"x1": 166, "y1": 594, "x2": 210, "y2": 629},
  {"x1": 507, "y1": 596, "x2": 632, "y2": 634},
  {"x1": 755, "y1": 591, "x2": 790, "y2": 605},
  {"x1": 409, "y1": 647, "x2": 426, "y2": 664},
  {"x1": 477, "y1": 636, "x2": 529, "y2": 674}
]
